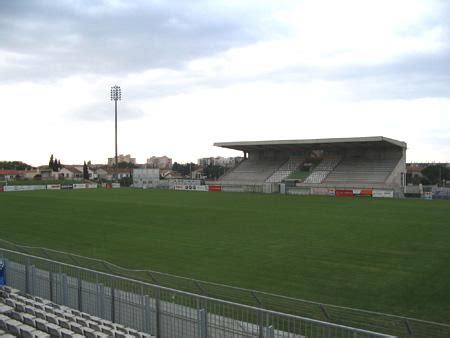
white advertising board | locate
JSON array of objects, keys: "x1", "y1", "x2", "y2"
[
  {"x1": 86, "y1": 183, "x2": 98, "y2": 189},
  {"x1": 372, "y1": 190, "x2": 394, "y2": 198},
  {"x1": 3, "y1": 185, "x2": 46, "y2": 192},
  {"x1": 73, "y1": 184, "x2": 87, "y2": 189},
  {"x1": 112, "y1": 183, "x2": 121, "y2": 188},
  {"x1": 174, "y1": 185, "x2": 208, "y2": 192},
  {"x1": 311, "y1": 187, "x2": 329, "y2": 196},
  {"x1": 287, "y1": 188, "x2": 310, "y2": 195},
  {"x1": 46, "y1": 184, "x2": 61, "y2": 190}
]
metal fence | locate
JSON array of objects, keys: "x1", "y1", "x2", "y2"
[
  {"x1": 1, "y1": 239, "x2": 449, "y2": 338},
  {"x1": 0, "y1": 248, "x2": 394, "y2": 338}
]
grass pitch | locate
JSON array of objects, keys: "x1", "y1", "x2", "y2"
[{"x1": 0, "y1": 189, "x2": 449, "y2": 323}]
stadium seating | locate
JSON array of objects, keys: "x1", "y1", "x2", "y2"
[
  {"x1": 324, "y1": 157, "x2": 400, "y2": 184},
  {"x1": 0, "y1": 285, "x2": 154, "y2": 338},
  {"x1": 266, "y1": 157, "x2": 305, "y2": 183},
  {"x1": 220, "y1": 159, "x2": 285, "y2": 183},
  {"x1": 303, "y1": 157, "x2": 341, "y2": 184}
]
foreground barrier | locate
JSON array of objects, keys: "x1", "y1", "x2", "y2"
[
  {"x1": 1, "y1": 239, "x2": 449, "y2": 338},
  {"x1": 0, "y1": 248, "x2": 394, "y2": 338}
]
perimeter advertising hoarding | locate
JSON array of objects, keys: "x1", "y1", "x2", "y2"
[
  {"x1": 73, "y1": 184, "x2": 87, "y2": 189},
  {"x1": 46, "y1": 184, "x2": 61, "y2": 190},
  {"x1": 3, "y1": 185, "x2": 46, "y2": 192},
  {"x1": 288, "y1": 188, "x2": 310, "y2": 195},
  {"x1": 175, "y1": 185, "x2": 208, "y2": 191},
  {"x1": 208, "y1": 185, "x2": 222, "y2": 192},
  {"x1": 353, "y1": 189, "x2": 373, "y2": 197},
  {"x1": 310, "y1": 187, "x2": 329, "y2": 196},
  {"x1": 372, "y1": 190, "x2": 394, "y2": 198},
  {"x1": 61, "y1": 184, "x2": 73, "y2": 189},
  {"x1": 112, "y1": 183, "x2": 121, "y2": 188},
  {"x1": 0, "y1": 186, "x2": 3, "y2": 192},
  {"x1": 86, "y1": 183, "x2": 98, "y2": 189},
  {"x1": 335, "y1": 189, "x2": 353, "y2": 197}
]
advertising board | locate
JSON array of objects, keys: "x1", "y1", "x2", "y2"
[
  {"x1": 3, "y1": 185, "x2": 46, "y2": 192},
  {"x1": 372, "y1": 190, "x2": 394, "y2": 198},
  {"x1": 335, "y1": 189, "x2": 353, "y2": 197},
  {"x1": 112, "y1": 183, "x2": 121, "y2": 188},
  {"x1": 287, "y1": 188, "x2": 310, "y2": 195},
  {"x1": 208, "y1": 185, "x2": 222, "y2": 192},
  {"x1": 310, "y1": 187, "x2": 329, "y2": 196},
  {"x1": 353, "y1": 189, "x2": 372, "y2": 197},
  {"x1": 175, "y1": 185, "x2": 208, "y2": 192},
  {"x1": 46, "y1": 184, "x2": 61, "y2": 190},
  {"x1": 73, "y1": 184, "x2": 87, "y2": 189},
  {"x1": 86, "y1": 183, "x2": 98, "y2": 189},
  {"x1": 61, "y1": 184, "x2": 73, "y2": 190},
  {"x1": 0, "y1": 186, "x2": 3, "y2": 192}
]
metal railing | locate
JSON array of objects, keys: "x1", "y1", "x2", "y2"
[
  {"x1": 1, "y1": 239, "x2": 449, "y2": 337},
  {"x1": 0, "y1": 247, "x2": 394, "y2": 338}
]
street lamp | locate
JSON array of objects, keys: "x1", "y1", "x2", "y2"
[{"x1": 111, "y1": 85, "x2": 121, "y2": 182}]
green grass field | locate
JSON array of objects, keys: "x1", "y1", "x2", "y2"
[{"x1": 0, "y1": 189, "x2": 449, "y2": 323}]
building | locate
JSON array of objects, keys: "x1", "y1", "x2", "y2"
[
  {"x1": 133, "y1": 168, "x2": 160, "y2": 188},
  {"x1": 54, "y1": 166, "x2": 83, "y2": 180},
  {"x1": 197, "y1": 156, "x2": 242, "y2": 167},
  {"x1": 146, "y1": 156, "x2": 172, "y2": 169},
  {"x1": 0, "y1": 170, "x2": 20, "y2": 181},
  {"x1": 108, "y1": 154, "x2": 136, "y2": 166}
]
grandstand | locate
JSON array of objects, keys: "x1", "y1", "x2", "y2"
[{"x1": 214, "y1": 136, "x2": 407, "y2": 195}]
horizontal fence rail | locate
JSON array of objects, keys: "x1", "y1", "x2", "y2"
[
  {"x1": 1, "y1": 239, "x2": 449, "y2": 337},
  {"x1": 0, "y1": 247, "x2": 394, "y2": 338}
]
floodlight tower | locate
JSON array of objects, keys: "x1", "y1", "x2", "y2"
[{"x1": 111, "y1": 85, "x2": 121, "y2": 181}]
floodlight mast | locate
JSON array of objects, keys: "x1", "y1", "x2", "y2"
[{"x1": 110, "y1": 85, "x2": 121, "y2": 182}]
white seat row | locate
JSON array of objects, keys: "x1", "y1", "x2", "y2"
[
  {"x1": 266, "y1": 158, "x2": 305, "y2": 183},
  {"x1": 0, "y1": 286, "x2": 154, "y2": 338}
]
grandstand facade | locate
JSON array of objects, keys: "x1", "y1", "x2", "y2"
[{"x1": 214, "y1": 136, "x2": 407, "y2": 196}]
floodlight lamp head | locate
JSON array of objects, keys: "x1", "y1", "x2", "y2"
[{"x1": 110, "y1": 85, "x2": 121, "y2": 101}]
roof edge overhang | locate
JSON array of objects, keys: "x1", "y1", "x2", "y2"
[{"x1": 214, "y1": 136, "x2": 407, "y2": 151}]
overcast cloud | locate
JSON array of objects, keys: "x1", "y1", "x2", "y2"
[{"x1": 1, "y1": 0, "x2": 449, "y2": 165}]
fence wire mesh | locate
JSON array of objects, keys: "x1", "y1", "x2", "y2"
[{"x1": 1, "y1": 238, "x2": 448, "y2": 338}]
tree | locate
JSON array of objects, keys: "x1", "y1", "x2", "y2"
[
  {"x1": 172, "y1": 162, "x2": 197, "y2": 177},
  {"x1": 49, "y1": 154, "x2": 54, "y2": 170},
  {"x1": 0, "y1": 161, "x2": 34, "y2": 170},
  {"x1": 203, "y1": 164, "x2": 225, "y2": 179},
  {"x1": 421, "y1": 165, "x2": 449, "y2": 185},
  {"x1": 83, "y1": 161, "x2": 89, "y2": 180}
]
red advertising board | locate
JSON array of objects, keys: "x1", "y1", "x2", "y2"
[
  {"x1": 0, "y1": 186, "x2": 3, "y2": 192},
  {"x1": 359, "y1": 189, "x2": 373, "y2": 197},
  {"x1": 208, "y1": 185, "x2": 222, "y2": 192},
  {"x1": 335, "y1": 189, "x2": 353, "y2": 197}
]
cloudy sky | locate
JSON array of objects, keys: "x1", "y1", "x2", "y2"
[{"x1": 1, "y1": 0, "x2": 449, "y2": 166}]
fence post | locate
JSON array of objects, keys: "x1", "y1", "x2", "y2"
[
  {"x1": 155, "y1": 288, "x2": 161, "y2": 338},
  {"x1": 77, "y1": 275, "x2": 83, "y2": 312},
  {"x1": 25, "y1": 260, "x2": 30, "y2": 294},
  {"x1": 143, "y1": 294, "x2": 151, "y2": 333},
  {"x1": 30, "y1": 265, "x2": 36, "y2": 296},
  {"x1": 3, "y1": 258, "x2": 8, "y2": 286},
  {"x1": 258, "y1": 309, "x2": 264, "y2": 338},
  {"x1": 97, "y1": 283, "x2": 105, "y2": 318},
  {"x1": 49, "y1": 271, "x2": 54, "y2": 302},
  {"x1": 198, "y1": 308, "x2": 207, "y2": 338},
  {"x1": 62, "y1": 273, "x2": 68, "y2": 306},
  {"x1": 111, "y1": 287, "x2": 115, "y2": 323}
]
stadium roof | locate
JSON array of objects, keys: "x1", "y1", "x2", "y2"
[{"x1": 214, "y1": 136, "x2": 407, "y2": 152}]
